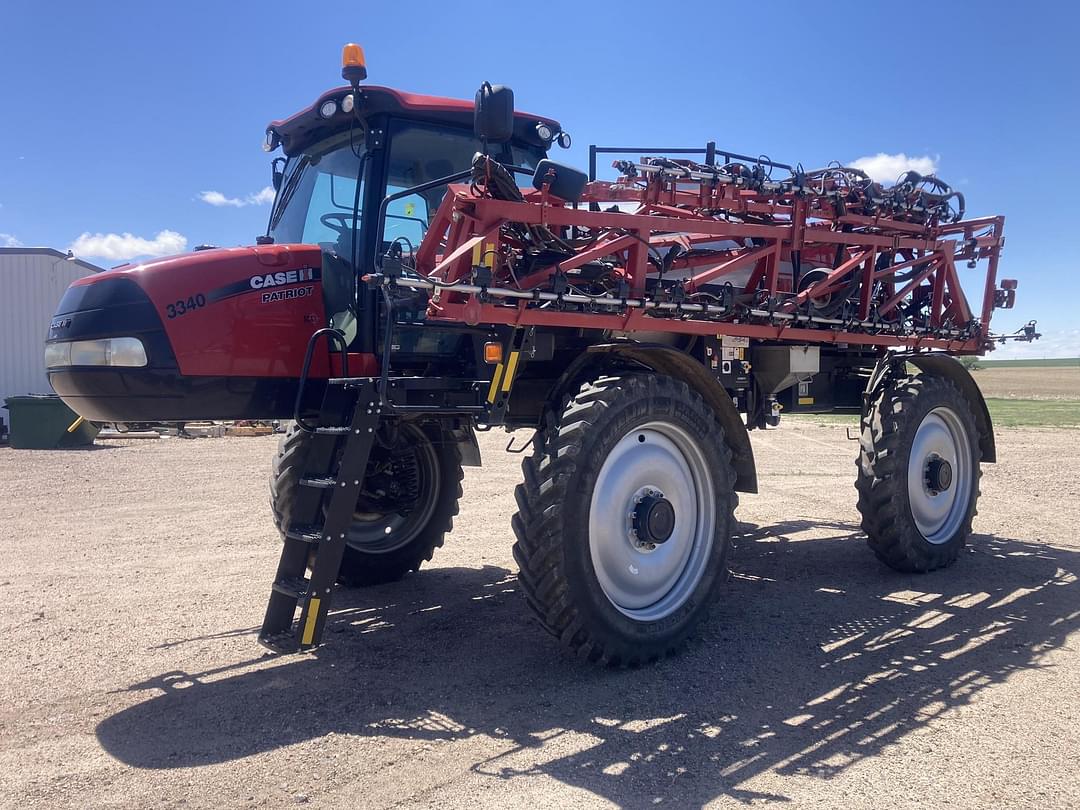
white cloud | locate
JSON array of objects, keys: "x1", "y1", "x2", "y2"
[
  {"x1": 1, "y1": 232, "x2": 21, "y2": 247},
  {"x1": 68, "y1": 230, "x2": 188, "y2": 261},
  {"x1": 198, "y1": 191, "x2": 243, "y2": 207},
  {"x1": 198, "y1": 186, "x2": 275, "y2": 207},
  {"x1": 249, "y1": 186, "x2": 275, "y2": 205},
  {"x1": 987, "y1": 328, "x2": 1080, "y2": 361},
  {"x1": 849, "y1": 153, "x2": 938, "y2": 184}
]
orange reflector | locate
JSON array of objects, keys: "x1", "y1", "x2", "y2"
[{"x1": 484, "y1": 342, "x2": 502, "y2": 364}]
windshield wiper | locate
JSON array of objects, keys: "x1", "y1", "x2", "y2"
[{"x1": 269, "y1": 156, "x2": 311, "y2": 230}]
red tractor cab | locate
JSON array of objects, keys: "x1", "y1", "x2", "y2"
[{"x1": 46, "y1": 61, "x2": 560, "y2": 422}]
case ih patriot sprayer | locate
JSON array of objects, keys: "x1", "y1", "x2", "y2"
[{"x1": 46, "y1": 45, "x2": 1038, "y2": 664}]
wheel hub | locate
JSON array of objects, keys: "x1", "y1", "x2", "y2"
[
  {"x1": 632, "y1": 491, "x2": 676, "y2": 546},
  {"x1": 925, "y1": 455, "x2": 953, "y2": 494}
]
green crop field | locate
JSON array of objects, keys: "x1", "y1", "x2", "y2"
[
  {"x1": 983, "y1": 398, "x2": 1080, "y2": 427},
  {"x1": 789, "y1": 398, "x2": 1080, "y2": 429},
  {"x1": 787, "y1": 358, "x2": 1080, "y2": 428},
  {"x1": 977, "y1": 357, "x2": 1080, "y2": 368}
]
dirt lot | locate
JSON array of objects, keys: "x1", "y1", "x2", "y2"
[{"x1": 1, "y1": 424, "x2": 1078, "y2": 809}]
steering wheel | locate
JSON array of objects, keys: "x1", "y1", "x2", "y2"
[{"x1": 320, "y1": 212, "x2": 357, "y2": 236}]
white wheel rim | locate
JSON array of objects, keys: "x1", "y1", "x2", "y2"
[
  {"x1": 907, "y1": 406, "x2": 973, "y2": 544},
  {"x1": 588, "y1": 421, "x2": 715, "y2": 620}
]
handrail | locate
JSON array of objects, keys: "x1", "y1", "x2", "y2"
[{"x1": 293, "y1": 328, "x2": 349, "y2": 432}]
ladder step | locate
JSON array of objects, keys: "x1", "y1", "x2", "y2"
[
  {"x1": 299, "y1": 476, "x2": 337, "y2": 489},
  {"x1": 258, "y1": 629, "x2": 300, "y2": 654},
  {"x1": 285, "y1": 524, "x2": 325, "y2": 544},
  {"x1": 272, "y1": 576, "x2": 311, "y2": 601},
  {"x1": 259, "y1": 376, "x2": 380, "y2": 653}
]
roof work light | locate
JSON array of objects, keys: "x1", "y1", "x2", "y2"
[{"x1": 341, "y1": 43, "x2": 367, "y2": 85}]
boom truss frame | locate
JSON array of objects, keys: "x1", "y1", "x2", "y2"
[{"x1": 389, "y1": 145, "x2": 1011, "y2": 354}]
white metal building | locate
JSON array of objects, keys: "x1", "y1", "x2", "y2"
[{"x1": 0, "y1": 247, "x2": 103, "y2": 406}]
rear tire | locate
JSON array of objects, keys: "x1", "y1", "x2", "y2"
[
  {"x1": 856, "y1": 372, "x2": 981, "y2": 572},
  {"x1": 512, "y1": 374, "x2": 737, "y2": 665},
  {"x1": 271, "y1": 422, "x2": 462, "y2": 586}
]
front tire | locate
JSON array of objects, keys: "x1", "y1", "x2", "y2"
[
  {"x1": 271, "y1": 421, "x2": 462, "y2": 586},
  {"x1": 512, "y1": 374, "x2": 737, "y2": 665},
  {"x1": 856, "y1": 372, "x2": 982, "y2": 572}
]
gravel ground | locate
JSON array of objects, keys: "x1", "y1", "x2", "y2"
[{"x1": 0, "y1": 423, "x2": 1077, "y2": 809}]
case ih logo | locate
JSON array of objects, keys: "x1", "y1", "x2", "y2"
[
  {"x1": 249, "y1": 268, "x2": 315, "y2": 289},
  {"x1": 207, "y1": 266, "x2": 320, "y2": 304}
]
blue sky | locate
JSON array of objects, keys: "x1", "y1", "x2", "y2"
[{"x1": 2, "y1": 0, "x2": 1077, "y2": 358}]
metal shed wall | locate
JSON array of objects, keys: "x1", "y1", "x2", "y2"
[{"x1": 0, "y1": 248, "x2": 102, "y2": 405}]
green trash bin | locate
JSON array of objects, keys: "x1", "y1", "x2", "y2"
[{"x1": 2, "y1": 395, "x2": 100, "y2": 449}]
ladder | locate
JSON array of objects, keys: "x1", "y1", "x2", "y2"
[{"x1": 258, "y1": 375, "x2": 380, "y2": 653}]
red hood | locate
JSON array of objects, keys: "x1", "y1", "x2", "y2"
[{"x1": 72, "y1": 244, "x2": 323, "y2": 286}]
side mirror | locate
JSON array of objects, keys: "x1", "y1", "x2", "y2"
[
  {"x1": 474, "y1": 82, "x2": 514, "y2": 144},
  {"x1": 271, "y1": 157, "x2": 286, "y2": 191}
]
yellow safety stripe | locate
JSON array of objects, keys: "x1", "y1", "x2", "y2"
[
  {"x1": 301, "y1": 596, "x2": 321, "y2": 645},
  {"x1": 501, "y1": 351, "x2": 520, "y2": 393},
  {"x1": 487, "y1": 363, "x2": 505, "y2": 403}
]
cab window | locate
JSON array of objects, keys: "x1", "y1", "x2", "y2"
[{"x1": 382, "y1": 120, "x2": 544, "y2": 251}]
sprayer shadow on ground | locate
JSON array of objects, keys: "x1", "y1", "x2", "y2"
[{"x1": 97, "y1": 524, "x2": 1079, "y2": 807}]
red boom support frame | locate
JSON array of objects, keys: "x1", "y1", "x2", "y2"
[{"x1": 403, "y1": 155, "x2": 1011, "y2": 353}]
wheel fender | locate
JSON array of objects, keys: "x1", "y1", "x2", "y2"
[
  {"x1": 872, "y1": 353, "x2": 996, "y2": 463},
  {"x1": 549, "y1": 343, "x2": 758, "y2": 493},
  {"x1": 444, "y1": 422, "x2": 482, "y2": 467}
]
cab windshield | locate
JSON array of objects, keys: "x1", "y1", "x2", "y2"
[
  {"x1": 268, "y1": 121, "x2": 544, "y2": 255},
  {"x1": 268, "y1": 131, "x2": 365, "y2": 249}
]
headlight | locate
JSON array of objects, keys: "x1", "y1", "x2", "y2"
[
  {"x1": 44, "y1": 342, "x2": 70, "y2": 368},
  {"x1": 45, "y1": 337, "x2": 148, "y2": 368},
  {"x1": 319, "y1": 99, "x2": 338, "y2": 118}
]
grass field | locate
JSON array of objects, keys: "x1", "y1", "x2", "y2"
[
  {"x1": 978, "y1": 357, "x2": 1080, "y2": 368},
  {"x1": 791, "y1": 398, "x2": 1080, "y2": 428},
  {"x1": 789, "y1": 361, "x2": 1080, "y2": 428},
  {"x1": 983, "y1": 398, "x2": 1080, "y2": 427}
]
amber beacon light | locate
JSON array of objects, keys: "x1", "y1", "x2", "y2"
[{"x1": 341, "y1": 43, "x2": 367, "y2": 85}]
